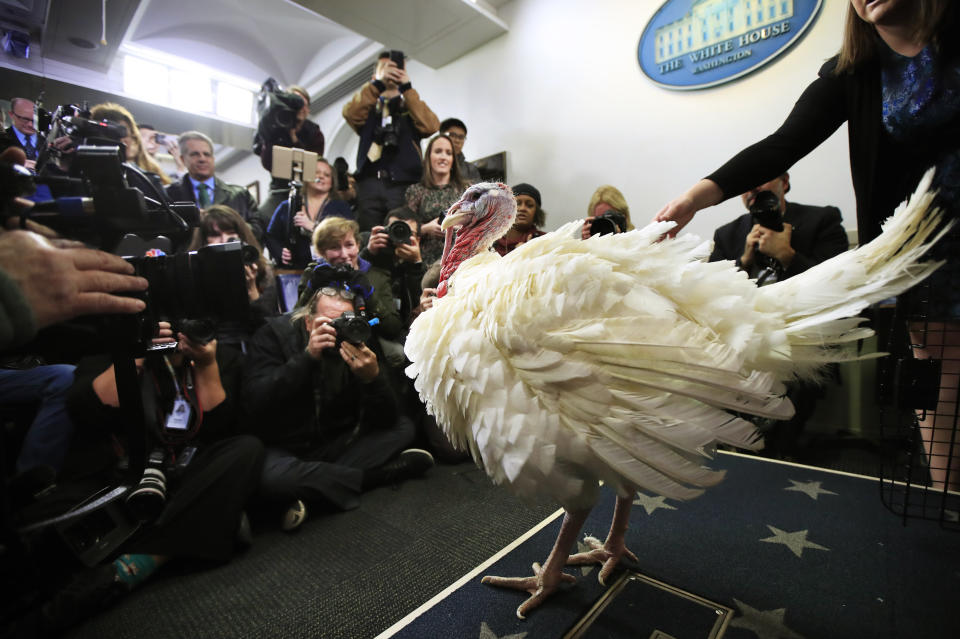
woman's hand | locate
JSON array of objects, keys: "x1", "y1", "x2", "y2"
[
  {"x1": 281, "y1": 247, "x2": 293, "y2": 265},
  {"x1": 178, "y1": 333, "x2": 217, "y2": 367},
  {"x1": 421, "y1": 218, "x2": 444, "y2": 239},
  {"x1": 244, "y1": 263, "x2": 260, "y2": 301},
  {"x1": 418, "y1": 287, "x2": 438, "y2": 313},
  {"x1": 653, "y1": 179, "x2": 724, "y2": 238},
  {"x1": 293, "y1": 209, "x2": 314, "y2": 231}
]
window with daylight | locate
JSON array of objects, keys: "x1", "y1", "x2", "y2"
[{"x1": 122, "y1": 52, "x2": 255, "y2": 125}]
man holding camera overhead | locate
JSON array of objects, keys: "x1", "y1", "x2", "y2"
[
  {"x1": 708, "y1": 172, "x2": 848, "y2": 285},
  {"x1": 342, "y1": 50, "x2": 439, "y2": 232}
]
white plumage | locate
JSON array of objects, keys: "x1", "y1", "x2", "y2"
[{"x1": 404, "y1": 172, "x2": 948, "y2": 617}]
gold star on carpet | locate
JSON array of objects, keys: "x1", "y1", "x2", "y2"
[
  {"x1": 633, "y1": 491, "x2": 678, "y2": 515},
  {"x1": 478, "y1": 621, "x2": 527, "y2": 639},
  {"x1": 784, "y1": 479, "x2": 837, "y2": 500},
  {"x1": 729, "y1": 598, "x2": 805, "y2": 638},
  {"x1": 759, "y1": 526, "x2": 829, "y2": 558}
]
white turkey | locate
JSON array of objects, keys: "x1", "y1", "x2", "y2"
[{"x1": 404, "y1": 173, "x2": 949, "y2": 618}]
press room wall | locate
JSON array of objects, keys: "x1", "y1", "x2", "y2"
[{"x1": 227, "y1": 0, "x2": 856, "y2": 242}]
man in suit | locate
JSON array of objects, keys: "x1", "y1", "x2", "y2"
[
  {"x1": 709, "y1": 173, "x2": 849, "y2": 284},
  {"x1": 164, "y1": 131, "x2": 263, "y2": 241},
  {"x1": 2, "y1": 98, "x2": 42, "y2": 168},
  {"x1": 709, "y1": 173, "x2": 849, "y2": 459}
]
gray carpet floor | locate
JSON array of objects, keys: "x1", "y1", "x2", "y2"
[
  {"x1": 62, "y1": 461, "x2": 560, "y2": 639},
  {"x1": 56, "y1": 432, "x2": 919, "y2": 639}
]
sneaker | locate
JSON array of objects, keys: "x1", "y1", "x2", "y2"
[
  {"x1": 378, "y1": 448, "x2": 435, "y2": 485},
  {"x1": 281, "y1": 499, "x2": 307, "y2": 532}
]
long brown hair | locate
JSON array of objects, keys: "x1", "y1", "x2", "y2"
[
  {"x1": 189, "y1": 204, "x2": 271, "y2": 291},
  {"x1": 836, "y1": 0, "x2": 953, "y2": 73},
  {"x1": 89, "y1": 103, "x2": 171, "y2": 185},
  {"x1": 419, "y1": 134, "x2": 469, "y2": 192}
]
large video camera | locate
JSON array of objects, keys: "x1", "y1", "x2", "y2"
[{"x1": 253, "y1": 78, "x2": 306, "y2": 156}]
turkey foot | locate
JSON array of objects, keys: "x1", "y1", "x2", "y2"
[
  {"x1": 481, "y1": 507, "x2": 590, "y2": 619},
  {"x1": 567, "y1": 494, "x2": 637, "y2": 585},
  {"x1": 481, "y1": 561, "x2": 577, "y2": 619},
  {"x1": 567, "y1": 534, "x2": 639, "y2": 585}
]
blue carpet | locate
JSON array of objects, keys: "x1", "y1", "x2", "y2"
[{"x1": 382, "y1": 452, "x2": 960, "y2": 639}]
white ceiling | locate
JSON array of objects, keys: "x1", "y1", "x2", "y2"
[{"x1": 0, "y1": 0, "x2": 512, "y2": 111}]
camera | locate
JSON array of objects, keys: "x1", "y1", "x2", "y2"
[
  {"x1": 589, "y1": 210, "x2": 627, "y2": 237},
  {"x1": 376, "y1": 121, "x2": 399, "y2": 150},
  {"x1": 330, "y1": 310, "x2": 373, "y2": 346},
  {"x1": 748, "y1": 190, "x2": 784, "y2": 231},
  {"x1": 384, "y1": 219, "x2": 412, "y2": 247},
  {"x1": 256, "y1": 78, "x2": 305, "y2": 132},
  {"x1": 125, "y1": 448, "x2": 167, "y2": 522},
  {"x1": 129, "y1": 241, "x2": 250, "y2": 348},
  {"x1": 334, "y1": 157, "x2": 350, "y2": 192}
]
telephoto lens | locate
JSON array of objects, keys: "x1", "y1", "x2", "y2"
[{"x1": 125, "y1": 449, "x2": 167, "y2": 522}]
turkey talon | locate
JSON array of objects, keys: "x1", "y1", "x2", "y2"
[
  {"x1": 568, "y1": 534, "x2": 638, "y2": 585},
  {"x1": 482, "y1": 562, "x2": 577, "y2": 618}
]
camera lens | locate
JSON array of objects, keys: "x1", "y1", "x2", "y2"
[
  {"x1": 589, "y1": 216, "x2": 617, "y2": 237},
  {"x1": 331, "y1": 311, "x2": 372, "y2": 345},
  {"x1": 386, "y1": 220, "x2": 412, "y2": 247}
]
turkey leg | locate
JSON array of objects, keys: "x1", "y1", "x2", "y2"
[
  {"x1": 566, "y1": 493, "x2": 638, "y2": 585},
  {"x1": 481, "y1": 507, "x2": 588, "y2": 619}
]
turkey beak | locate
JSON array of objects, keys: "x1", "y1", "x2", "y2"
[{"x1": 441, "y1": 208, "x2": 471, "y2": 231}]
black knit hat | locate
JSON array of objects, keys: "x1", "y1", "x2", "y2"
[{"x1": 512, "y1": 183, "x2": 541, "y2": 207}]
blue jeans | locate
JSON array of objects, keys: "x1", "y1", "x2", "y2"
[{"x1": 0, "y1": 364, "x2": 77, "y2": 473}]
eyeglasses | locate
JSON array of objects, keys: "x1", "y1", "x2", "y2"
[
  {"x1": 318, "y1": 286, "x2": 356, "y2": 301},
  {"x1": 443, "y1": 132, "x2": 466, "y2": 141},
  {"x1": 10, "y1": 112, "x2": 33, "y2": 124}
]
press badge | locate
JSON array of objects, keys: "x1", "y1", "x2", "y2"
[{"x1": 165, "y1": 397, "x2": 192, "y2": 431}]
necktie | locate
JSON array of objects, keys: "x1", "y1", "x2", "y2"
[
  {"x1": 197, "y1": 183, "x2": 211, "y2": 208},
  {"x1": 23, "y1": 137, "x2": 36, "y2": 161}
]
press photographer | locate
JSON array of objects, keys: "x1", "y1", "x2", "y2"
[
  {"x1": 710, "y1": 173, "x2": 848, "y2": 286},
  {"x1": 363, "y1": 206, "x2": 426, "y2": 334},
  {"x1": 580, "y1": 185, "x2": 635, "y2": 240},
  {"x1": 244, "y1": 261, "x2": 432, "y2": 530},
  {"x1": 254, "y1": 80, "x2": 325, "y2": 224},
  {"x1": 708, "y1": 172, "x2": 848, "y2": 458},
  {"x1": 342, "y1": 50, "x2": 439, "y2": 231},
  {"x1": 1, "y1": 125, "x2": 263, "y2": 635},
  {"x1": 28, "y1": 321, "x2": 264, "y2": 631},
  {"x1": 265, "y1": 157, "x2": 351, "y2": 270}
]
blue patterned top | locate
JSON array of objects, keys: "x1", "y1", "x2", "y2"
[
  {"x1": 881, "y1": 42, "x2": 960, "y2": 317},
  {"x1": 882, "y1": 43, "x2": 960, "y2": 203}
]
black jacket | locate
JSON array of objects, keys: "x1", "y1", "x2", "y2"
[
  {"x1": 709, "y1": 201, "x2": 849, "y2": 280},
  {"x1": 243, "y1": 313, "x2": 398, "y2": 457},
  {"x1": 707, "y1": 50, "x2": 960, "y2": 244},
  {"x1": 165, "y1": 174, "x2": 263, "y2": 240}
]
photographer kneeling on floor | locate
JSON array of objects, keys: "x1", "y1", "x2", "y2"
[
  {"x1": 10, "y1": 322, "x2": 264, "y2": 636},
  {"x1": 244, "y1": 265, "x2": 433, "y2": 531}
]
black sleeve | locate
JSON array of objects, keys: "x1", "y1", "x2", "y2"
[
  {"x1": 243, "y1": 320, "x2": 316, "y2": 418},
  {"x1": 193, "y1": 346, "x2": 244, "y2": 443},
  {"x1": 706, "y1": 68, "x2": 848, "y2": 201}
]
